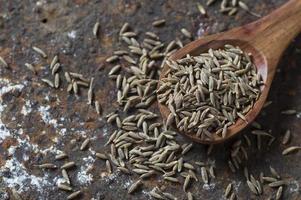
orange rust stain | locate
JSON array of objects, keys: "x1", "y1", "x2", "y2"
[
  {"x1": 95, "y1": 55, "x2": 108, "y2": 65},
  {"x1": 115, "y1": 1, "x2": 139, "y2": 15},
  {"x1": 287, "y1": 89, "x2": 296, "y2": 96},
  {"x1": 84, "y1": 121, "x2": 99, "y2": 129},
  {"x1": 0, "y1": 155, "x2": 5, "y2": 167},
  {"x1": 73, "y1": 0, "x2": 89, "y2": 5},
  {"x1": 1, "y1": 137, "x2": 18, "y2": 150},
  {"x1": 0, "y1": 47, "x2": 11, "y2": 57},
  {"x1": 100, "y1": 34, "x2": 114, "y2": 49}
]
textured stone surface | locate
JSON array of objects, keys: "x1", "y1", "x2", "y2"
[{"x1": 1, "y1": 0, "x2": 301, "y2": 200}]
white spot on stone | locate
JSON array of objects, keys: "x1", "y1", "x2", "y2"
[
  {"x1": 0, "y1": 80, "x2": 24, "y2": 142},
  {"x1": 0, "y1": 157, "x2": 52, "y2": 193},
  {"x1": 289, "y1": 180, "x2": 300, "y2": 193},
  {"x1": 21, "y1": 100, "x2": 32, "y2": 116},
  {"x1": 68, "y1": 30, "x2": 77, "y2": 39},
  {"x1": 76, "y1": 156, "x2": 95, "y2": 185},
  {"x1": 102, "y1": 126, "x2": 109, "y2": 136},
  {"x1": 38, "y1": 105, "x2": 58, "y2": 127},
  {"x1": 203, "y1": 182, "x2": 216, "y2": 190}
]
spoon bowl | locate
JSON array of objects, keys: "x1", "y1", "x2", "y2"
[
  {"x1": 159, "y1": 39, "x2": 267, "y2": 144},
  {"x1": 158, "y1": 0, "x2": 301, "y2": 144}
]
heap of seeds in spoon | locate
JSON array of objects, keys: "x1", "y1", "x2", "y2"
[{"x1": 157, "y1": 45, "x2": 263, "y2": 141}]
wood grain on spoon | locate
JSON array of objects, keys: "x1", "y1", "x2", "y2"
[{"x1": 158, "y1": 0, "x2": 301, "y2": 144}]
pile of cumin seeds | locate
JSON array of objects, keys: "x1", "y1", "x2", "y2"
[
  {"x1": 102, "y1": 23, "x2": 208, "y2": 198},
  {"x1": 157, "y1": 44, "x2": 263, "y2": 141},
  {"x1": 107, "y1": 23, "x2": 183, "y2": 112}
]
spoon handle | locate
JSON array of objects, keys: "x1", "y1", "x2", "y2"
[{"x1": 246, "y1": 0, "x2": 301, "y2": 70}]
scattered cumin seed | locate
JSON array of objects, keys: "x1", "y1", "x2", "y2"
[
  {"x1": 0, "y1": 56, "x2": 8, "y2": 68},
  {"x1": 80, "y1": 138, "x2": 90, "y2": 150},
  {"x1": 282, "y1": 146, "x2": 301, "y2": 155},
  {"x1": 61, "y1": 161, "x2": 75, "y2": 169},
  {"x1": 32, "y1": 46, "x2": 47, "y2": 58},
  {"x1": 128, "y1": 180, "x2": 142, "y2": 194},
  {"x1": 41, "y1": 78, "x2": 54, "y2": 87},
  {"x1": 180, "y1": 28, "x2": 192, "y2": 39},
  {"x1": 152, "y1": 19, "x2": 166, "y2": 27},
  {"x1": 281, "y1": 109, "x2": 297, "y2": 115},
  {"x1": 58, "y1": 183, "x2": 72, "y2": 191},
  {"x1": 67, "y1": 190, "x2": 81, "y2": 200},
  {"x1": 25, "y1": 63, "x2": 36, "y2": 74},
  {"x1": 55, "y1": 153, "x2": 67, "y2": 160},
  {"x1": 282, "y1": 129, "x2": 291, "y2": 145},
  {"x1": 197, "y1": 3, "x2": 206, "y2": 15},
  {"x1": 93, "y1": 22, "x2": 100, "y2": 37}
]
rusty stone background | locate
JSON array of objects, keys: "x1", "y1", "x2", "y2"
[{"x1": 1, "y1": 0, "x2": 301, "y2": 200}]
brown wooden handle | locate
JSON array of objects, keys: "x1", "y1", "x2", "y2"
[{"x1": 245, "y1": 0, "x2": 301, "y2": 70}]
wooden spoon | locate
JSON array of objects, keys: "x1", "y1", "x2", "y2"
[{"x1": 158, "y1": 0, "x2": 301, "y2": 144}]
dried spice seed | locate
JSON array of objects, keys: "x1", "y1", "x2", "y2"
[
  {"x1": 164, "y1": 176, "x2": 179, "y2": 182},
  {"x1": 72, "y1": 81, "x2": 78, "y2": 94},
  {"x1": 282, "y1": 129, "x2": 291, "y2": 145},
  {"x1": 41, "y1": 78, "x2": 54, "y2": 87},
  {"x1": 180, "y1": 28, "x2": 192, "y2": 39},
  {"x1": 95, "y1": 152, "x2": 107, "y2": 160},
  {"x1": 269, "y1": 166, "x2": 280, "y2": 179},
  {"x1": 239, "y1": 2, "x2": 261, "y2": 17},
  {"x1": 247, "y1": 180, "x2": 258, "y2": 195},
  {"x1": 162, "y1": 192, "x2": 177, "y2": 200},
  {"x1": 209, "y1": 165, "x2": 215, "y2": 178},
  {"x1": 229, "y1": 193, "x2": 236, "y2": 200},
  {"x1": 93, "y1": 22, "x2": 100, "y2": 37},
  {"x1": 61, "y1": 161, "x2": 75, "y2": 169},
  {"x1": 77, "y1": 81, "x2": 89, "y2": 87},
  {"x1": 50, "y1": 55, "x2": 58, "y2": 69},
  {"x1": 106, "y1": 55, "x2": 119, "y2": 63},
  {"x1": 224, "y1": 183, "x2": 232, "y2": 197},
  {"x1": 54, "y1": 73, "x2": 60, "y2": 88},
  {"x1": 25, "y1": 63, "x2": 36, "y2": 74},
  {"x1": 183, "y1": 175, "x2": 191, "y2": 192},
  {"x1": 187, "y1": 192, "x2": 193, "y2": 200},
  {"x1": 95, "y1": 101, "x2": 101, "y2": 114},
  {"x1": 281, "y1": 109, "x2": 297, "y2": 115},
  {"x1": 67, "y1": 83, "x2": 73, "y2": 93},
  {"x1": 201, "y1": 167, "x2": 209, "y2": 184},
  {"x1": 32, "y1": 46, "x2": 47, "y2": 58},
  {"x1": 64, "y1": 72, "x2": 72, "y2": 83},
  {"x1": 119, "y1": 22, "x2": 130, "y2": 35},
  {"x1": 58, "y1": 183, "x2": 72, "y2": 191},
  {"x1": 67, "y1": 190, "x2": 81, "y2": 200},
  {"x1": 36, "y1": 163, "x2": 57, "y2": 169},
  {"x1": 80, "y1": 138, "x2": 90, "y2": 150},
  {"x1": 268, "y1": 180, "x2": 287, "y2": 188},
  {"x1": 150, "y1": 188, "x2": 164, "y2": 199},
  {"x1": 282, "y1": 146, "x2": 301, "y2": 155},
  {"x1": 197, "y1": 3, "x2": 206, "y2": 15},
  {"x1": 276, "y1": 186, "x2": 283, "y2": 200},
  {"x1": 128, "y1": 180, "x2": 142, "y2": 194},
  {"x1": 152, "y1": 19, "x2": 166, "y2": 27},
  {"x1": 122, "y1": 32, "x2": 137, "y2": 37},
  {"x1": 55, "y1": 153, "x2": 68, "y2": 160},
  {"x1": 109, "y1": 65, "x2": 121, "y2": 75},
  {"x1": 52, "y1": 63, "x2": 60, "y2": 75},
  {"x1": 0, "y1": 56, "x2": 8, "y2": 68},
  {"x1": 62, "y1": 169, "x2": 71, "y2": 185},
  {"x1": 262, "y1": 176, "x2": 278, "y2": 182},
  {"x1": 106, "y1": 160, "x2": 112, "y2": 173},
  {"x1": 88, "y1": 77, "x2": 94, "y2": 105}
]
